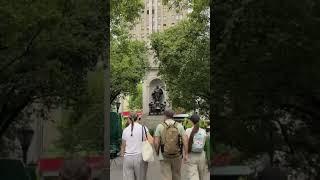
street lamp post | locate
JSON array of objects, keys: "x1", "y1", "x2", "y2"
[{"x1": 17, "y1": 126, "x2": 34, "y2": 164}]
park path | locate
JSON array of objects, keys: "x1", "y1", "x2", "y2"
[
  {"x1": 110, "y1": 151, "x2": 210, "y2": 180},
  {"x1": 110, "y1": 155, "x2": 162, "y2": 180}
]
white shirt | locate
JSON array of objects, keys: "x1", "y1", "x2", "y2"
[
  {"x1": 186, "y1": 127, "x2": 207, "y2": 144},
  {"x1": 122, "y1": 122, "x2": 149, "y2": 156}
]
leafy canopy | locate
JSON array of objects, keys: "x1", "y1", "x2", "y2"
[
  {"x1": 0, "y1": 0, "x2": 107, "y2": 136},
  {"x1": 212, "y1": 0, "x2": 320, "y2": 175},
  {"x1": 150, "y1": 2, "x2": 209, "y2": 112}
]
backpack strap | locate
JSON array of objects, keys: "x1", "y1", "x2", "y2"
[
  {"x1": 160, "y1": 122, "x2": 168, "y2": 145},
  {"x1": 173, "y1": 121, "x2": 177, "y2": 128},
  {"x1": 142, "y1": 125, "x2": 143, "y2": 142},
  {"x1": 143, "y1": 125, "x2": 148, "y2": 140}
]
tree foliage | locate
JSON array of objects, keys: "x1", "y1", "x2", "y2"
[
  {"x1": 56, "y1": 67, "x2": 104, "y2": 153},
  {"x1": 109, "y1": 0, "x2": 147, "y2": 103},
  {"x1": 56, "y1": 36, "x2": 147, "y2": 152},
  {"x1": 0, "y1": 0, "x2": 147, "y2": 137},
  {"x1": 55, "y1": 0, "x2": 147, "y2": 153},
  {"x1": 128, "y1": 83, "x2": 143, "y2": 111},
  {"x1": 212, "y1": 0, "x2": 320, "y2": 176},
  {"x1": 150, "y1": 1, "x2": 209, "y2": 112},
  {"x1": 111, "y1": 34, "x2": 148, "y2": 103},
  {"x1": 0, "y1": 0, "x2": 107, "y2": 137}
]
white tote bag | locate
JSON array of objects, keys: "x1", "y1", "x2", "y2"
[{"x1": 141, "y1": 126, "x2": 154, "y2": 162}]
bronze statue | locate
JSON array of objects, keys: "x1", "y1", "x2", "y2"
[
  {"x1": 152, "y1": 86, "x2": 163, "y2": 102},
  {"x1": 149, "y1": 86, "x2": 165, "y2": 115}
]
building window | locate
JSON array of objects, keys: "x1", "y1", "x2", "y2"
[
  {"x1": 152, "y1": 9, "x2": 155, "y2": 14},
  {"x1": 147, "y1": 10, "x2": 149, "y2": 14},
  {"x1": 163, "y1": 24, "x2": 166, "y2": 26}
]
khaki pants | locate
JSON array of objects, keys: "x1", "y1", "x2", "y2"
[
  {"x1": 160, "y1": 156, "x2": 182, "y2": 180},
  {"x1": 183, "y1": 151, "x2": 208, "y2": 180},
  {"x1": 123, "y1": 154, "x2": 148, "y2": 180}
]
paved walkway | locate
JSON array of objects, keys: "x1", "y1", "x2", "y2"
[{"x1": 110, "y1": 153, "x2": 210, "y2": 180}]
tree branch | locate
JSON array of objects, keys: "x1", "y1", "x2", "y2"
[
  {"x1": 0, "y1": 26, "x2": 43, "y2": 73},
  {"x1": 0, "y1": 97, "x2": 33, "y2": 137},
  {"x1": 110, "y1": 90, "x2": 121, "y2": 104}
]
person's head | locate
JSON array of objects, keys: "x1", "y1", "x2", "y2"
[
  {"x1": 164, "y1": 109, "x2": 175, "y2": 120},
  {"x1": 189, "y1": 114, "x2": 200, "y2": 125},
  {"x1": 188, "y1": 114, "x2": 201, "y2": 153},
  {"x1": 137, "y1": 116, "x2": 142, "y2": 123},
  {"x1": 59, "y1": 159, "x2": 91, "y2": 180},
  {"x1": 129, "y1": 112, "x2": 138, "y2": 136}
]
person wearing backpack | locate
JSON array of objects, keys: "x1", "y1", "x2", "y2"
[
  {"x1": 154, "y1": 109, "x2": 189, "y2": 180},
  {"x1": 184, "y1": 114, "x2": 208, "y2": 180}
]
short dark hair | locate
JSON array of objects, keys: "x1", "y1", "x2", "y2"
[
  {"x1": 164, "y1": 109, "x2": 175, "y2": 118},
  {"x1": 59, "y1": 159, "x2": 91, "y2": 180}
]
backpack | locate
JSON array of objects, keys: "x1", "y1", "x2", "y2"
[
  {"x1": 191, "y1": 129, "x2": 206, "y2": 153},
  {"x1": 160, "y1": 121, "x2": 181, "y2": 158}
]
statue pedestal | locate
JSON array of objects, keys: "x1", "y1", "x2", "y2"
[{"x1": 140, "y1": 115, "x2": 164, "y2": 130}]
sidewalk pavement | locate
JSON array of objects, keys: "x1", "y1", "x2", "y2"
[{"x1": 110, "y1": 154, "x2": 210, "y2": 180}]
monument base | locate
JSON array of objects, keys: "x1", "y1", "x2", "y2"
[{"x1": 140, "y1": 115, "x2": 164, "y2": 130}]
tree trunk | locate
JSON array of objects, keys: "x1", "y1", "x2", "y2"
[{"x1": 101, "y1": 0, "x2": 111, "y2": 178}]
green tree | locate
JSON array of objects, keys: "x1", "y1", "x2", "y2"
[
  {"x1": 212, "y1": 0, "x2": 320, "y2": 176},
  {"x1": 128, "y1": 83, "x2": 143, "y2": 111},
  {"x1": 56, "y1": 66, "x2": 104, "y2": 153},
  {"x1": 111, "y1": 34, "x2": 148, "y2": 102},
  {"x1": 56, "y1": 34, "x2": 148, "y2": 152},
  {"x1": 56, "y1": 0, "x2": 147, "y2": 153},
  {"x1": 0, "y1": 0, "x2": 107, "y2": 137},
  {"x1": 150, "y1": 3, "x2": 209, "y2": 112}
]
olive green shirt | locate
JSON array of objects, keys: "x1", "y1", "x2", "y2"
[{"x1": 154, "y1": 119, "x2": 186, "y2": 160}]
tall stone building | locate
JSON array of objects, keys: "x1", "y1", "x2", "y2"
[{"x1": 130, "y1": 0, "x2": 188, "y2": 115}]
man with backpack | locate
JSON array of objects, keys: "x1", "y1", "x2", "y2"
[{"x1": 154, "y1": 109, "x2": 189, "y2": 180}]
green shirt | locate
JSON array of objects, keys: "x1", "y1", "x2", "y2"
[{"x1": 154, "y1": 119, "x2": 186, "y2": 160}]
